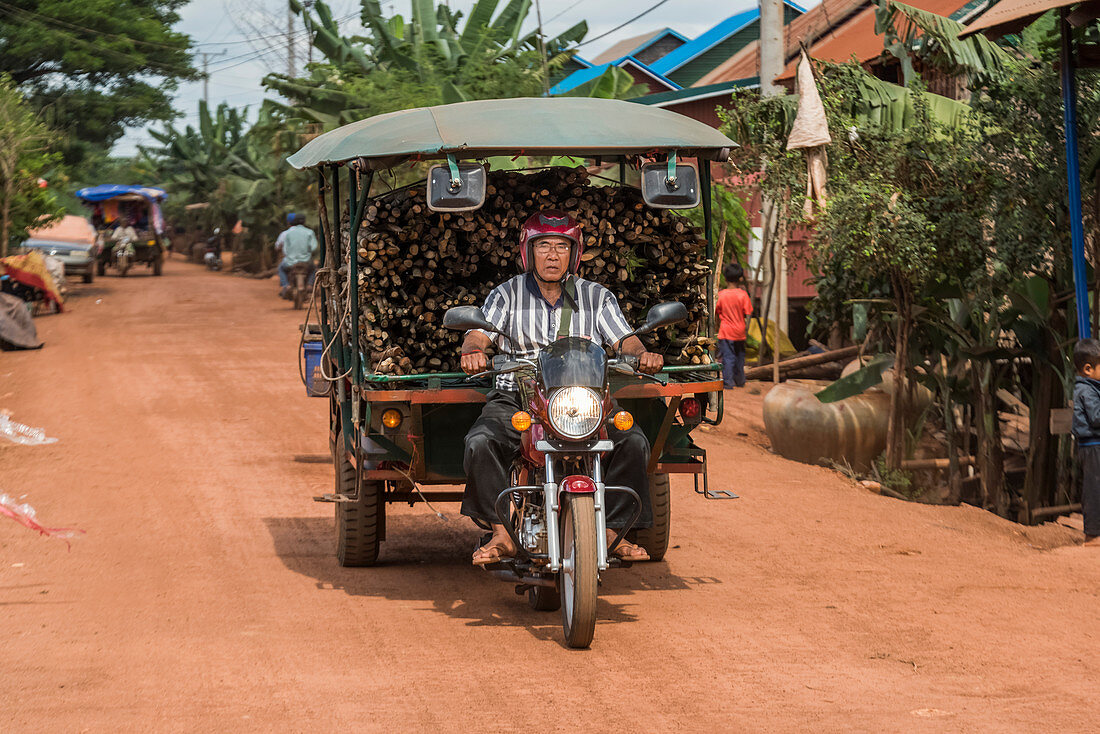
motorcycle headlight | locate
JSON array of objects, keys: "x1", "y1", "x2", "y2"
[{"x1": 547, "y1": 386, "x2": 602, "y2": 439}]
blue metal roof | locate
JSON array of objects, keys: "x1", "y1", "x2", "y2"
[
  {"x1": 551, "y1": 2, "x2": 806, "y2": 95},
  {"x1": 650, "y1": 1, "x2": 806, "y2": 76},
  {"x1": 549, "y1": 55, "x2": 683, "y2": 95},
  {"x1": 75, "y1": 184, "x2": 167, "y2": 203},
  {"x1": 549, "y1": 62, "x2": 613, "y2": 94},
  {"x1": 628, "y1": 27, "x2": 690, "y2": 57}
]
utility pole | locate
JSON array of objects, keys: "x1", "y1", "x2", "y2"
[
  {"x1": 199, "y1": 50, "x2": 227, "y2": 106},
  {"x1": 758, "y1": 0, "x2": 789, "y2": 351},
  {"x1": 304, "y1": 0, "x2": 315, "y2": 66},
  {"x1": 287, "y1": 2, "x2": 296, "y2": 78},
  {"x1": 534, "y1": 0, "x2": 551, "y2": 95},
  {"x1": 759, "y1": 0, "x2": 783, "y2": 96}
]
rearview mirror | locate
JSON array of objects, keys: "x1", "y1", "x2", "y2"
[
  {"x1": 637, "y1": 302, "x2": 688, "y2": 336},
  {"x1": 427, "y1": 162, "x2": 487, "y2": 212},
  {"x1": 443, "y1": 306, "x2": 501, "y2": 334},
  {"x1": 640, "y1": 161, "x2": 700, "y2": 209}
]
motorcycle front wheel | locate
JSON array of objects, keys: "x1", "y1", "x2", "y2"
[{"x1": 559, "y1": 493, "x2": 598, "y2": 648}]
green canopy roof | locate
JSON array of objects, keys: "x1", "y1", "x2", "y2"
[{"x1": 287, "y1": 97, "x2": 737, "y2": 170}]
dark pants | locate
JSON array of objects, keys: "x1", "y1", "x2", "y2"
[
  {"x1": 1080, "y1": 444, "x2": 1100, "y2": 536},
  {"x1": 462, "y1": 390, "x2": 652, "y2": 529},
  {"x1": 718, "y1": 339, "x2": 746, "y2": 388}
]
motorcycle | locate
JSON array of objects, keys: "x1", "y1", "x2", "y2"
[
  {"x1": 204, "y1": 230, "x2": 223, "y2": 271},
  {"x1": 286, "y1": 262, "x2": 312, "y2": 309},
  {"x1": 443, "y1": 301, "x2": 687, "y2": 648},
  {"x1": 114, "y1": 243, "x2": 133, "y2": 277},
  {"x1": 203, "y1": 247, "x2": 222, "y2": 271}
]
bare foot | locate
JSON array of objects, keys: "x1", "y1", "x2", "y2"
[
  {"x1": 472, "y1": 527, "x2": 516, "y2": 565},
  {"x1": 607, "y1": 528, "x2": 650, "y2": 561}
]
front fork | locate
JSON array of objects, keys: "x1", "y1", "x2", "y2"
[{"x1": 544, "y1": 454, "x2": 610, "y2": 572}]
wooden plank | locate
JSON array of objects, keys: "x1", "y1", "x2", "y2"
[
  {"x1": 744, "y1": 345, "x2": 860, "y2": 381},
  {"x1": 1050, "y1": 407, "x2": 1073, "y2": 435}
]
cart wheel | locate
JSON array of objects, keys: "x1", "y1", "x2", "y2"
[
  {"x1": 335, "y1": 442, "x2": 383, "y2": 567},
  {"x1": 627, "y1": 473, "x2": 670, "y2": 562},
  {"x1": 528, "y1": 583, "x2": 560, "y2": 611},
  {"x1": 559, "y1": 493, "x2": 598, "y2": 648}
]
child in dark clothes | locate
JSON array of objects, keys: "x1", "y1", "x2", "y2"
[
  {"x1": 715, "y1": 263, "x2": 753, "y2": 389},
  {"x1": 1072, "y1": 338, "x2": 1100, "y2": 543}
]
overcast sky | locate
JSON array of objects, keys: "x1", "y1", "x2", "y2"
[{"x1": 115, "y1": 0, "x2": 819, "y2": 156}]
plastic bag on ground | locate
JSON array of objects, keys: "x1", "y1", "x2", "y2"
[
  {"x1": 0, "y1": 493, "x2": 84, "y2": 547},
  {"x1": 0, "y1": 414, "x2": 59, "y2": 445}
]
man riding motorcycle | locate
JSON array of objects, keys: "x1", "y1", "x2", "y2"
[
  {"x1": 111, "y1": 218, "x2": 137, "y2": 259},
  {"x1": 459, "y1": 210, "x2": 663, "y2": 565},
  {"x1": 275, "y1": 213, "x2": 318, "y2": 298}
]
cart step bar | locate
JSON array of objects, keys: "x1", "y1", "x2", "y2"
[{"x1": 692, "y1": 454, "x2": 739, "y2": 499}]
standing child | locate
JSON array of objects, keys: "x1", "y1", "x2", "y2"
[
  {"x1": 1072, "y1": 338, "x2": 1100, "y2": 543},
  {"x1": 716, "y1": 263, "x2": 753, "y2": 389}
]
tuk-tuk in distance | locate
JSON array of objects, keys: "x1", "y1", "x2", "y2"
[
  {"x1": 288, "y1": 97, "x2": 736, "y2": 648},
  {"x1": 75, "y1": 185, "x2": 168, "y2": 277}
]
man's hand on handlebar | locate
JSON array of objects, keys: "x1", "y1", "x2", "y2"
[
  {"x1": 461, "y1": 350, "x2": 489, "y2": 375},
  {"x1": 638, "y1": 351, "x2": 664, "y2": 374},
  {"x1": 620, "y1": 335, "x2": 663, "y2": 374},
  {"x1": 460, "y1": 330, "x2": 492, "y2": 375}
]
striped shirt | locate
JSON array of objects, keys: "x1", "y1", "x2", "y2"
[{"x1": 477, "y1": 273, "x2": 634, "y2": 390}]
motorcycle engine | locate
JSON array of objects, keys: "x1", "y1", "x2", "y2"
[{"x1": 518, "y1": 499, "x2": 547, "y2": 555}]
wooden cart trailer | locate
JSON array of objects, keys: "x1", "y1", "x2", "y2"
[
  {"x1": 287, "y1": 97, "x2": 737, "y2": 566},
  {"x1": 75, "y1": 185, "x2": 168, "y2": 277}
]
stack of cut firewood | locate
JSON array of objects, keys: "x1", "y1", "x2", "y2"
[{"x1": 350, "y1": 167, "x2": 713, "y2": 375}]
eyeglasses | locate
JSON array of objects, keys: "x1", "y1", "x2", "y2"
[{"x1": 533, "y1": 242, "x2": 571, "y2": 254}]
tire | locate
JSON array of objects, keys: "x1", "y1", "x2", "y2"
[
  {"x1": 82, "y1": 271, "x2": 93, "y2": 284},
  {"x1": 293, "y1": 275, "x2": 305, "y2": 310},
  {"x1": 528, "y1": 583, "x2": 561, "y2": 611},
  {"x1": 627, "y1": 474, "x2": 671, "y2": 562},
  {"x1": 559, "y1": 493, "x2": 598, "y2": 648},
  {"x1": 335, "y1": 440, "x2": 383, "y2": 567}
]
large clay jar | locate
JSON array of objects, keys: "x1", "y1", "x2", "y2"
[{"x1": 762, "y1": 379, "x2": 892, "y2": 473}]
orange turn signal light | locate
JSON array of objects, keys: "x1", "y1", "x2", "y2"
[
  {"x1": 613, "y1": 410, "x2": 634, "y2": 431},
  {"x1": 381, "y1": 409, "x2": 403, "y2": 429},
  {"x1": 511, "y1": 411, "x2": 532, "y2": 432}
]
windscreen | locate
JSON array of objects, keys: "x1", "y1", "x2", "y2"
[{"x1": 538, "y1": 337, "x2": 606, "y2": 390}]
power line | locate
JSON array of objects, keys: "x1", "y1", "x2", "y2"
[
  {"x1": 575, "y1": 0, "x2": 676, "y2": 48},
  {"x1": 543, "y1": 0, "x2": 586, "y2": 26}
]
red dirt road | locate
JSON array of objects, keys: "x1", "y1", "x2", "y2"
[{"x1": 3, "y1": 261, "x2": 1099, "y2": 732}]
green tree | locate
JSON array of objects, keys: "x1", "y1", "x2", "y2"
[
  {"x1": 0, "y1": 0, "x2": 198, "y2": 168},
  {"x1": 0, "y1": 74, "x2": 61, "y2": 256},
  {"x1": 143, "y1": 101, "x2": 252, "y2": 239},
  {"x1": 264, "y1": 0, "x2": 588, "y2": 127}
]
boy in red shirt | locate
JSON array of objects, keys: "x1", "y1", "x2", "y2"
[{"x1": 716, "y1": 263, "x2": 753, "y2": 388}]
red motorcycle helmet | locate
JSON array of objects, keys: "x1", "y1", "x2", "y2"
[{"x1": 519, "y1": 210, "x2": 583, "y2": 274}]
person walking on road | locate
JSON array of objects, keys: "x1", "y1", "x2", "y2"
[
  {"x1": 275, "y1": 213, "x2": 318, "y2": 298},
  {"x1": 716, "y1": 263, "x2": 753, "y2": 389},
  {"x1": 1072, "y1": 338, "x2": 1100, "y2": 544}
]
